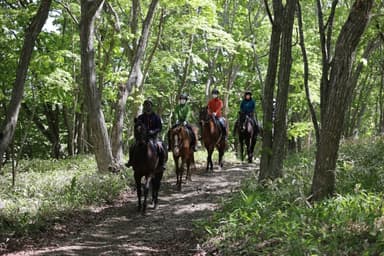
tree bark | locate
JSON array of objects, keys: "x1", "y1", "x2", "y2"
[
  {"x1": 110, "y1": 0, "x2": 159, "y2": 164},
  {"x1": 0, "y1": 0, "x2": 52, "y2": 166},
  {"x1": 270, "y1": 0, "x2": 297, "y2": 178},
  {"x1": 80, "y1": 0, "x2": 115, "y2": 172},
  {"x1": 259, "y1": 0, "x2": 282, "y2": 182},
  {"x1": 311, "y1": 0, "x2": 374, "y2": 200}
]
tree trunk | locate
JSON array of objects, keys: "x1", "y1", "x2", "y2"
[
  {"x1": 0, "y1": 0, "x2": 52, "y2": 166},
  {"x1": 270, "y1": 0, "x2": 296, "y2": 178},
  {"x1": 80, "y1": 0, "x2": 115, "y2": 172},
  {"x1": 110, "y1": 0, "x2": 159, "y2": 165},
  {"x1": 297, "y1": 1, "x2": 320, "y2": 146},
  {"x1": 311, "y1": 0, "x2": 374, "y2": 200},
  {"x1": 259, "y1": 0, "x2": 282, "y2": 182}
]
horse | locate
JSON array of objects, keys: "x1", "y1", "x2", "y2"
[
  {"x1": 130, "y1": 118, "x2": 164, "y2": 214},
  {"x1": 169, "y1": 124, "x2": 196, "y2": 190},
  {"x1": 234, "y1": 112, "x2": 259, "y2": 163},
  {"x1": 199, "y1": 107, "x2": 226, "y2": 171}
]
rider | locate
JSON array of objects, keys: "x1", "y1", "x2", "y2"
[
  {"x1": 239, "y1": 91, "x2": 257, "y2": 127},
  {"x1": 168, "y1": 93, "x2": 197, "y2": 151},
  {"x1": 126, "y1": 99, "x2": 167, "y2": 171},
  {"x1": 207, "y1": 88, "x2": 227, "y2": 139}
]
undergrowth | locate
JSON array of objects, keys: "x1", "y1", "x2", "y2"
[
  {"x1": 200, "y1": 138, "x2": 384, "y2": 255},
  {"x1": 0, "y1": 155, "x2": 128, "y2": 238}
]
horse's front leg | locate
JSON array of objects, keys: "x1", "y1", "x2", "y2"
[
  {"x1": 134, "y1": 173, "x2": 142, "y2": 212},
  {"x1": 207, "y1": 147, "x2": 214, "y2": 171},
  {"x1": 142, "y1": 176, "x2": 151, "y2": 214},
  {"x1": 186, "y1": 160, "x2": 192, "y2": 181},
  {"x1": 152, "y1": 172, "x2": 163, "y2": 209},
  {"x1": 248, "y1": 136, "x2": 256, "y2": 163}
]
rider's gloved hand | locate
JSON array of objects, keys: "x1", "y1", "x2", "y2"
[
  {"x1": 213, "y1": 112, "x2": 217, "y2": 116},
  {"x1": 183, "y1": 121, "x2": 187, "y2": 126}
]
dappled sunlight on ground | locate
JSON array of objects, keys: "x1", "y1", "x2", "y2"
[{"x1": 4, "y1": 160, "x2": 258, "y2": 256}]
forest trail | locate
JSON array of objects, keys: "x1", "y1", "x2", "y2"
[{"x1": 4, "y1": 162, "x2": 257, "y2": 256}]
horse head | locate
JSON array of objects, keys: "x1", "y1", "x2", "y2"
[
  {"x1": 238, "y1": 112, "x2": 251, "y2": 132},
  {"x1": 170, "y1": 125, "x2": 183, "y2": 157},
  {"x1": 199, "y1": 106, "x2": 210, "y2": 123},
  {"x1": 134, "y1": 118, "x2": 148, "y2": 142}
]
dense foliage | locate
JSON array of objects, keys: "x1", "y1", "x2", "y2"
[{"x1": 200, "y1": 138, "x2": 384, "y2": 255}]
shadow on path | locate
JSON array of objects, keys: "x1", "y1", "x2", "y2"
[{"x1": 5, "y1": 162, "x2": 258, "y2": 256}]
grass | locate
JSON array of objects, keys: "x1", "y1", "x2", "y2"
[
  {"x1": 0, "y1": 155, "x2": 128, "y2": 238},
  {"x1": 199, "y1": 138, "x2": 384, "y2": 255}
]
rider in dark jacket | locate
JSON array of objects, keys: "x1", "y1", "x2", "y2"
[{"x1": 126, "y1": 99, "x2": 167, "y2": 171}]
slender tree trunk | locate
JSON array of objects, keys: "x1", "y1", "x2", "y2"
[
  {"x1": 297, "y1": 1, "x2": 320, "y2": 146},
  {"x1": 0, "y1": 0, "x2": 52, "y2": 166},
  {"x1": 270, "y1": 0, "x2": 297, "y2": 178},
  {"x1": 259, "y1": 0, "x2": 282, "y2": 182},
  {"x1": 311, "y1": 0, "x2": 374, "y2": 200},
  {"x1": 63, "y1": 106, "x2": 75, "y2": 156},
  {"x1": 110, "y1": 0, "x2": 159, "y2": 164},
  {"x1": 80, "y1": 0, "x2": 115, "y2": 172}
]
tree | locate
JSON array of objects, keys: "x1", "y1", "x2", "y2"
[
  {"x1": 110, "y1": 0, "x2": 159, "y2": 165},
  {"x1": 259, "y1": 0, "x2": 296, "y2": 181},
  {"x1": 0, "y1": 0, "x2": 52, "y2": 166},
  {"x1": 311, "y1": 0, "x2": 374, "y2": 200},
  {"x1": 80, "y1": 0, "x2": 116, "y2": 172}
]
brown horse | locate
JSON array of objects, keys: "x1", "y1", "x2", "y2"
[
  {"x1": 199, "y1": 107, "x2": 226, "y2": 171},
  {"x1": 169, "y1": 124, "x2": 196, "y2": 190},
  {"x1": 130, "y1": 118, "x2": 165, "y2": 214}
]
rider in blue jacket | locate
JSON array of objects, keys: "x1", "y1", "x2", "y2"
[
  {"x1": 237, "y1": 91, "x2": 258, "y2": 129},
  {"x1": 240, "y1": 91, "x2": 255, "y2": 116}
]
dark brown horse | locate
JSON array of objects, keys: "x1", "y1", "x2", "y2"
[
  {"x1": 234, "y1": 112, "x2": 259, "y2": 163},
  {"x1": 199, "y1": 107, "x2": 226, "y2": 171},
  {"x1": 131, "y1": 118, "x2": 164, "y2": 213},
  {"x1": 169, "y1": 124, "x2": 196, "y2": 190}
]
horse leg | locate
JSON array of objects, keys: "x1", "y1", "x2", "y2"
[
  {"x1": 207, "y1": 148, "x2": 213, "y2": 171},
  {"x1": 218, "y1": 143, "x2": 225, "y2": 169},
  {"x1": 142, "y1": 176, "x2": 151, "y2": 214},
  {"x1": 134, "y1": 173, "x2": 142, "y2": 212},
  {"x1": 175, "y1": 156, "x2": 180, "y2": 188},
  {"x1": 250, "y1": 135, "x2": 257, "y2": 163},
  {"x1": 152, "y1": 172, "x2": 163, "y2": 209},
  {"x1": 186, "y1": 158, "x2": 192, "y2": 181}
]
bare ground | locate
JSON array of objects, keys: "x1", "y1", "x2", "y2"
[{"x1": 2, "y1": 162, "x2": 257, "y2": 256}]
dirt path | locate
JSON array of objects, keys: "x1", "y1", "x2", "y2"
[{"x1": 4, "y1": 162, "x2": 257, "y2": 256}]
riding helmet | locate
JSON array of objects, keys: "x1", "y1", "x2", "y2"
[
  {"x1": 143, "y1": 99, "x2": 153, "y2": 106},
  {"x1": 212, "y1": 88, "x2": 219, "y2": 95},
  {"x1": 179, "y1": 93, "x2": 188, "y2": 100},
  {"x1": 244, "y1": 91, "x2": 252, "y2": 97}
]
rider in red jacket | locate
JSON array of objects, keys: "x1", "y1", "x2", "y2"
[{"x1": 207, "y1": 88, "x2": 227, "y2": 139}]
